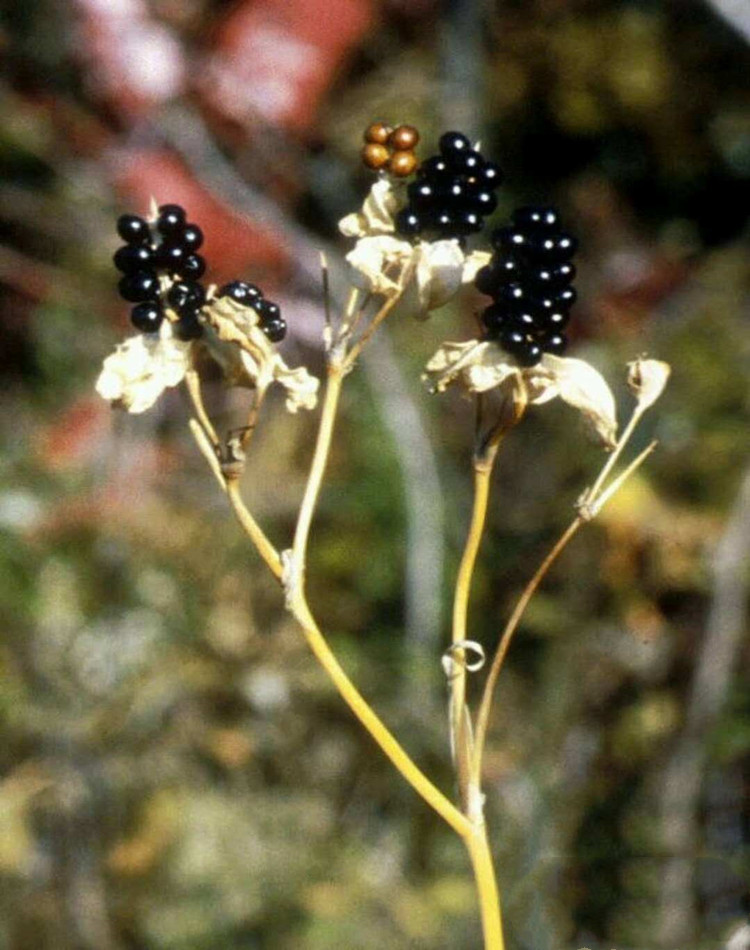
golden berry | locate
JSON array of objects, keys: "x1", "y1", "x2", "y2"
[
  {"x1": 387, "y1": 150, "x2": 417, "y2": 177},
  {"x1": 390, "y1": 124, "x2": 420, "y2": 151},
  {"x1": 364, "y1": 122, "x2": 393, "y2": 146},
  {"x1": 361, "y1": 142, "x2": 389, "y2": 170}
]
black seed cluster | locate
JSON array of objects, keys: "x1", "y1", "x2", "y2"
[
  {"x1": 217, "y1": 281, "x2": 286, "y2": 342},
  {"x1": 114, "y1": 204, "x2": 206, "y2": 341},
  {"x1": 474, "y1": 207, "x2": 578, "y2": 366},
  {"x1": 395, "y1": 131, "x2": 504, "y2": 242},
  {"x1": 114, "y1": 205, "x2": 286, "y2": 344}
]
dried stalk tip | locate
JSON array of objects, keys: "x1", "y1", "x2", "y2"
[{"x1": 627, "y1": 357, "x2": 671, "y2": 411}]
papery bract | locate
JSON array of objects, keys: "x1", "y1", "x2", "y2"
[
  {"x1": 627, "y1": 357, "x2": 671, "y2": 411},
  {"x1": 424, "y1": 340, "x2": 619, "y2": 448},
  {"x1": 96, "y1": 320, "x2": 191, "y2": 414},
  {"x1": 202, "y1": 296, "x2": 319, "y2": 413}
]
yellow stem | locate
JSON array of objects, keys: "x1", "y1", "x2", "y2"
[
  {"x1": 226, "y1": 479, "x2": 283, "y2": 581},
  {"x1": 586, "y1": 405, "x2": 643, "y2": 503},
  {"x1": 473, "y1": 518, "x2": 583, "y2": 778},
  {"x1": 292, "y1": 363, "x2": 345, "y2": 568},
  {"x1": 465, "y1": 825, "x2": 506, "y2": 950},
  {"x1": 450, "y1": 453, "x2": 496, "y2": 792},
  {"x1": 291, "y1": 594, "x2": 471, "y2": 838}
]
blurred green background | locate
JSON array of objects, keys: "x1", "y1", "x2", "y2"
[{"x1": 0, "y1": 1, "x2": 748, "y2": 948}]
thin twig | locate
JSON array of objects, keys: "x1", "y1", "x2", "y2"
[
  {"x1": 226, "y1": 479, "x2": 283, "y2": 581},
  {"x1": 184, "y1": 369, "x2": 220, "y2": 448},
  {"x1": 188, "y1": 420, "x2": 225, "y2": 493}
]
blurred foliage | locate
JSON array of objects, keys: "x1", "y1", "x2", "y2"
[{"x1": 0, "y1": 1, "x2": 749, "y2": 949}]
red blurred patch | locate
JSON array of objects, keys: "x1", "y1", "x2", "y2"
[
  {"x1": 37, "y1": 396, "x2": 112, "y2": 471},
  {"x1": 108, "y1": 148, "x2": 291, "y2": 285},
  {"x1": 201, "y1": 0, "x2": 375, "y2": 135}
]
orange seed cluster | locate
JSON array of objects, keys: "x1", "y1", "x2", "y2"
[{"x1": 361, "y1": 122, "x2": 420, "y2": 178}]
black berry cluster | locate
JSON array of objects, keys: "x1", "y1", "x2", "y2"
[
  {"x1": 395, "y1": 131, "x2": 504, "y2": 242},
  {"x1": 114, "y1": 204, "x2": 206, "y2": 341},
  {"x1": 114, "y1": 204, "x2": 286, "y2": 344},
  {"x1": 474, "y1": 207, "x2": 578, "y2": 366},
  {"x1": 216, "y1": 281, "x2": 286, "y2": 343}
]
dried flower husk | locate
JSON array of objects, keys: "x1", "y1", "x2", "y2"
[
  {"x1": 95, "y1": 319, "x2": 192, "y2": 414},
  {"x1": 340, "y1": 180, "x2": 494, "y2": 317},
  {"x1": 424, "y1": 340, "x2": 618, "y2": 448},
  {"x1": 338, "y1": 178, "x2": 401, "y2": 238},
  {"x1": 201, "y1": 296, "x2": 319, "y2": 413},
  {"x1": 627, "y1": 357, "x2": 671, "y2": 411}
]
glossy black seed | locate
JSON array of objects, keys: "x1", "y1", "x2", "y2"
[
  {"x1": 512, "y1": 206, "x2": 561, "y2": 230},
  {"x1": 537, "y1": 307, "x2": 570, "y2": 330},
  {"x1": 157, "y1": 204, "x2": 186, "y2": 236},
  {"x1": 446, "y1": 148, "x2": 483, "y2": 174},
  {"x1": 454, "y1": 210, "x2": 483, "y2": 235},
  {"x1": 257, "y1": 299, "x2": 281, "y2": 323},
  {"x1": 475, "y1": 258, "x2": 522, "y2": 296},
  {"x1": 542, "y1": 333, "x2": 568, "y2": 354},
  {"x1": 155, "y1": 242, "x2": 187, "y2": 270},
  {"x1": 417, "y1": 156, "x2": 451, "y2": 179},
  {"x1": 117, "y1": 214, "x2": 151, "y2": 244},
  {"x1": 481, "y1": 303, "x2": 512, "y2": 333},
  {"x1": 470, "y1": 190, "x2": 498, "y2": 215},
  {"x1": 508, "y1": 309, "x2": 538, "y2": 330},
  {"x1": 433, "y1": 211, "x2": 455, "y2": 232},
  {"x1": 118, "y1": 270, "x2": 160, "y2": 302},
  {"x1": 130, "y1": 302, "x2": 164, "y2": 333},
  {"x1": 114, "y1": 244, "x2": 153, "y2": 273},
  {"x1": 407, "y1": 180, "x2": 437, "y2": 208},
  {"x1": 475, "y1": 265, "x2": 499, "y2": 296},
  {"x1": 261, "y1": 316, "x2": 287, "y2": 343},
  {"x1": 175, "y1": 309, "x2": 204, "y2": 341},
  {"x1": 499, "y1": 329, "x2": 529, "y2": 355},
  {"x1": 218, "y1": 281, "x2": 262, "y2": 305},
  {"x1": 491, "y1": 226, "x2": 529, "y2": 253},
  {"x1": 555, "y1": 286, "x2": 577, "y2": 309},
  {"x1": 439, "y1": 131, "x2": 472, "y2": 156},
  {"x1": 529, "y1": 262, "x2": 577, "y2": 291},
  {"x1": 395, "y1": 208, "x2": 422, "y2": 236},
  {"x1": 180, "y1": 224, "x2": 204, "y2": 251},
  {"x1": 516, "y1": 341, "x2": 542, "y2": 366},
  {"x1": 495, "y1": 281, "x2": 532, "y2": 309},
  {"x1": 477, "y1": 162, "x2": 504, "y2": 189},
  {"x1": 442, "y1": 178, "x2": 471, "y2": 205},
  {"x1": 181, "y1": 254, "x2": 206, "y2": 279},
  {"x1": 167, "y1": 280, "x2": 205, "y2": 313},
  {"x1": 524, "y1": 232, "x2": 578, "y2": 264}
]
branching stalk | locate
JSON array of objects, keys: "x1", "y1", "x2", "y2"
[
  {"x1": 473, "y1": 517, "x2": 583, "y2": 778},
  {"x1": 289, "y1": 594, "x2": 471, "y2": 837}
]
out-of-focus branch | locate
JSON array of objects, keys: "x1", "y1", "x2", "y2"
[
  {"x1": 363, "y1": 332, "x2": 445, "y2": 649},
  {"x1": 657, "y1": 464, "x2": 750, "y2": 947},
  {"x1": 704, "y1": 0, "x2": 750, "y2": 44}
]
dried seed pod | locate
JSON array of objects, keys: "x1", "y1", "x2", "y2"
[
  {"x1": 389, "y1": 124, "x2": 420, "y2": 151},
  {"x1": 364, "y1": 122, "x2": 393, "y2": 145},
  {"x1": 388, "y1": 150, "x2": 418, "y2": 177},
  {"x1": 361, "y1": 142, "x2": 390, "y2": 170}
]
